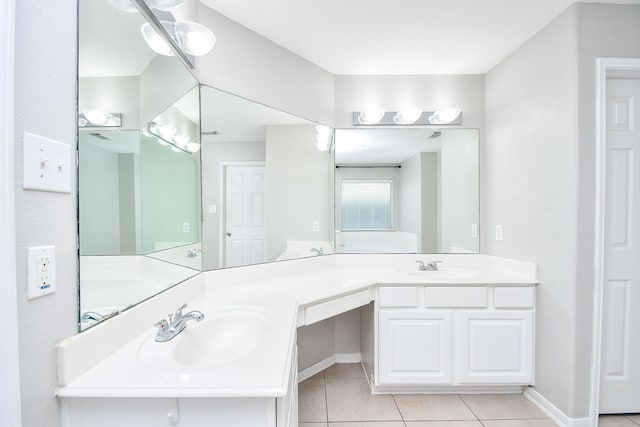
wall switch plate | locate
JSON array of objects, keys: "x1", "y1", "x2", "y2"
[
  {"x1": 313, "y1": 221, "x2": 320, "y2": 232},
  {"x1": 27, "y1": 245, "x2": 56, "y2": 299},
  {"x1": 495, "y1": 225, "x2": 504, "y2": 241},
  {"x1": 23, "y1": 132, "x2": 72, "y2": 193},
  {"x1": 183, "y1": 222, "x2": 190, "y2": 233},
  {"x1": 471, "y1": 223, "x2": 478, "y2": 238},
  {"x1": 208, "y1": 205, "x2": 217, "y2": 214}
]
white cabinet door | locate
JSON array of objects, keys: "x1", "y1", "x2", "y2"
[
  {"x1": 378, "y1": 310, "x2": 452, "y2": 385},
  {"x1": 458, "y1": 310, "x2": 533, "y2": 384}
]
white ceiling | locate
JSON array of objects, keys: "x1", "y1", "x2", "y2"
[
  {"x1": 335, "y1": 128, "x2": 441, "y2": 165},
  {"x1": 199, "y1": 0, "x2": 640, "y2": 74},
  {"x1": 200, "y1": 86, "x2": 311, "y2": 142}
]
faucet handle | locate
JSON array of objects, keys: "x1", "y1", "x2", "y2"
[
  {"x1": 154, "y1": 318, "x2": 170, "y2": 332},
  {"x1": 173, "y1": 303, "x2": 188, "y2": 320},
  {"x1": 416, "y1": 260, "x2": 426, "y2": 270}
]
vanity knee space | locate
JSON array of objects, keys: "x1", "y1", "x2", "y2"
[{"x1": 371, "y1": 284, "x2": 535, "y2": 389}]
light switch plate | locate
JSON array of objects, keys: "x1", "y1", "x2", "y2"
[
  {"x1": 27, "y1": 245, "x2": 56, "y2": 300},
  {"x1": 495, "y1": 225, "x2": 504, "y2": 241},
  {"x1": 313, "y1": 221, "x2": 320, "y2": 232},
  {"x1": 23, "y1": 132, "x2": 72, "y2": 193}
]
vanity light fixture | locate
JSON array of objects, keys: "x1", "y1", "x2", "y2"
[
  {"x1": 358, "y1": 109, "x2": 386, "y2": 125},
  {"x1": 428, "y1": 107, "x2": 462, "y2": 125},
  {"x1": 141, "y1": 20, "x2": 216, "y2": 57},
  {"x1": 79, "y1": 110, "x2": 122, "y2": 127},
  {"x1": 353, "y1": 108, "x2": 462, "y2": 126},
  {"x1": 393, "y1": 108, "x2": 423, "y2": 125}
]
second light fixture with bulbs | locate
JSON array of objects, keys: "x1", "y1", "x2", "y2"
[{"x1": 354, "y1": 107, "x2": 462, "y2": 126}]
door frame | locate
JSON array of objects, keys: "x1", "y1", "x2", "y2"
[
  {"x1": 0, "y1": 0, "x2": 22, "y2": 425},
  {"x1": 217, "y1": 161, "x2": 266, "y2": 267},
  {"x1": 590, "y1": 57, "x2": 640, "y2": 426}
]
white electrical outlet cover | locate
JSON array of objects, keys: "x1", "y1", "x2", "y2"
[
  {"x1": 23, "y1": 132, "x2": 72, "y2": 193},
  {"x1": 27, "y1": 245, "x2": 56, "y2": 299}
]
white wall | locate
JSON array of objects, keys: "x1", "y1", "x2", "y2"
[
  {"x1": 265, "y1": 125, "x2": 332, "y2": 261},
  {"x1": 574, "y1": 4, "x2": 640, "y2": 415},
  {"x1": 196, "y1": 5, "x2": 334, "y2": 125},
  {"x1": 1, "y1": 0, "x2": 22, "y2": 424},
  {"x1": 485, "y1": 6, "x2": 580, "y2": 418},
  {"x1": 79, "y1": 76, "x2": 140, "y2": 130},
  {"x1": 485, "y1": 4, "x2": 640, "y2": 419},
  {"x1": 78, "y1": 141, "x2": 121, "y2": 255},
  {"x1": 440, "y1": 130, "x2": 479, "y2": 253},
  {"x1": 14, "y1": 1, "x2": 79, "y2": 426}
]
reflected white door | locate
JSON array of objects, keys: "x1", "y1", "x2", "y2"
[
  {"x1": 224, "y1": 166, "x2": 266, "y2": 267},
  {"x1": 600, "y1": 77, "x2": 640, "y2": 414}
]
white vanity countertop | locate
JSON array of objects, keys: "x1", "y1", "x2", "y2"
[{"x1": 57, "y1": 254, "x2": 537, "y2": 399}]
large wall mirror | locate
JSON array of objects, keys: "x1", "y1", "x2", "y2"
[
  {"x1": 334, "y1": 128, "x2": 479, "y2": 254},
  {"x1": 77, "y1": 0, "x2": 201, "y2": 330},
  {"x1": 200, "y1": 86, "x2": 335, "y2": 270}
]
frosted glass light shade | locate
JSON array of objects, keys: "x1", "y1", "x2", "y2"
[
  {"x1": 428, "y1": 107, "x2": 461, "y2": 124},
  {"x1": 358, "y1": 109, "x2": 386, "y2": 124},
  {"x1": 83, "y1": 110, "x2": 113, "y2": 126},
  {"x1": 174, "y1": 21, "x2": 216, "y2": 56},
  {"x1": 141, "y1": 22, "x2": 176, "y2": 56},
  {"x1": 393, "y1": 108, "x2": 423, "y2": 124}
]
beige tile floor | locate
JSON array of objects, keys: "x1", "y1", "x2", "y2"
[{"x1": 298, "y1": 363, "x2": 640, "y2": 427}]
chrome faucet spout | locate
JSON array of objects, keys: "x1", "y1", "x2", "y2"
[
  {"x1": 154, "y1": 304, "x2": 205, "y2": 342},
  {"x1": 310, "y1": 247, "x2": 324, "y2": 256}
]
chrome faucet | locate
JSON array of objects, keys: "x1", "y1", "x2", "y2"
[
  {"x1": 81, "y1": 311, "x2": 105, "y2": 322},
  {"x1": 310, "y1": 247, "x2": 324, "y2": 256},
  {"x1": 154, "y1": 303, "x2": 205, "y2": 342},
  {"x1": 416, "y1": 260, "x2": 442, "y2": 271},
  {"x1": 187, "y1": 248, "x2": 201, "y2": 258}
]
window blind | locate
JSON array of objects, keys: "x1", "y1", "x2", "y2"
[{"x1": 341, "y1": 180, "x2": 392, "y2": 230}]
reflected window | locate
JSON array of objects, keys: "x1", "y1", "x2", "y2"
[{"x1": 341, "y1": 180, "x2": 392, "y2": 230}]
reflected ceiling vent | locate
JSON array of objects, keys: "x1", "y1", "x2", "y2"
[{"x1": 353, "y1": 108, "x2": 462, "y2": 126}]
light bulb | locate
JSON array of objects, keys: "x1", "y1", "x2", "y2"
[
  {"x1": 141, "y1": 22, "x2": 175, "y2": 56},
  {"x1": 170, "y1": 146, "x2": 181, "y2": 153},
  {"x1": 78, "y1": 117, "x2": 88, "y2": 127},
  {"x1": 358, "y1": 109, "x2": 385, "y2": 124},
  {"x1": 83, "y1": 110, "x2": 111, "y2": 126},
  {"x1": 174, "y1": 21, "x2": 216, "y2": 56},
  {"x1": 155, "y1": 125, "x2": 176, "y2": 140},
  {"x1": 428, "y1": 107, "x2": 461, "y2": 124},
  {"x1": 393, "y1": 108, "x2": 423, "y2": 124}
]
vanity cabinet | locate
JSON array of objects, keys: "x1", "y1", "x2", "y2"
[
  {"x1": 62, "y1": 350, "x2": 298, "y2": 427},
  {"x1": 376, "y1": 285, "x2": 534, "y2": 388}
]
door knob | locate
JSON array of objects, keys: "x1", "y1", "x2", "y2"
[{"x1": 226, "y1": 232, "x2": 231, "y2": 236}]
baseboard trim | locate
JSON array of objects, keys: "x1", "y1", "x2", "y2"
[
  {"x1": 298, "y1": 353, "x2": 362, "y2": 382},
  {"x1": 524, "y1": 388, "x2": 592, "y2": 427}
]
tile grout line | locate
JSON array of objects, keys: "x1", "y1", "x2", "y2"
[
  {"x1": 390, "y1": 393, "x2": 407, "y2": 426},
  {"x1": 323, "y1": 372, "x2": 329, "y2": 426},
  {"x1": 459, "y1": 393, "x2": 482, "y2": 423}
]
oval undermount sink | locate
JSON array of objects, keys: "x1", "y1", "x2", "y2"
[{"x1": 138, "y1": 306, "x2": 272, "y2": 371}]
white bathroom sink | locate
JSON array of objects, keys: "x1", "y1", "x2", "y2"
[
  {"x1": 138, "y1": 306, "x2": 272, "y2": 372},
  {"x1": 406, "y1": 267, "x2": 476, "y2": 279}
]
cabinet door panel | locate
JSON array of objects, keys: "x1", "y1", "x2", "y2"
[
  {"x1": 459, "y1": 310, "x2": 533, "y2": 384},
  {"x1": 378, "y1": 310, "x2": 452, "y2": 385}
]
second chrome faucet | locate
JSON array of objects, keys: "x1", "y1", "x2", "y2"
[{"x1": 416, "y1": 260, "x2": 442, "y2": 271}]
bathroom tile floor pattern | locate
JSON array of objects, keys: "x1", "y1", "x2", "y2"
[{"x1": 298, "y1": 363, "x2": 640, "y2": 427}]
